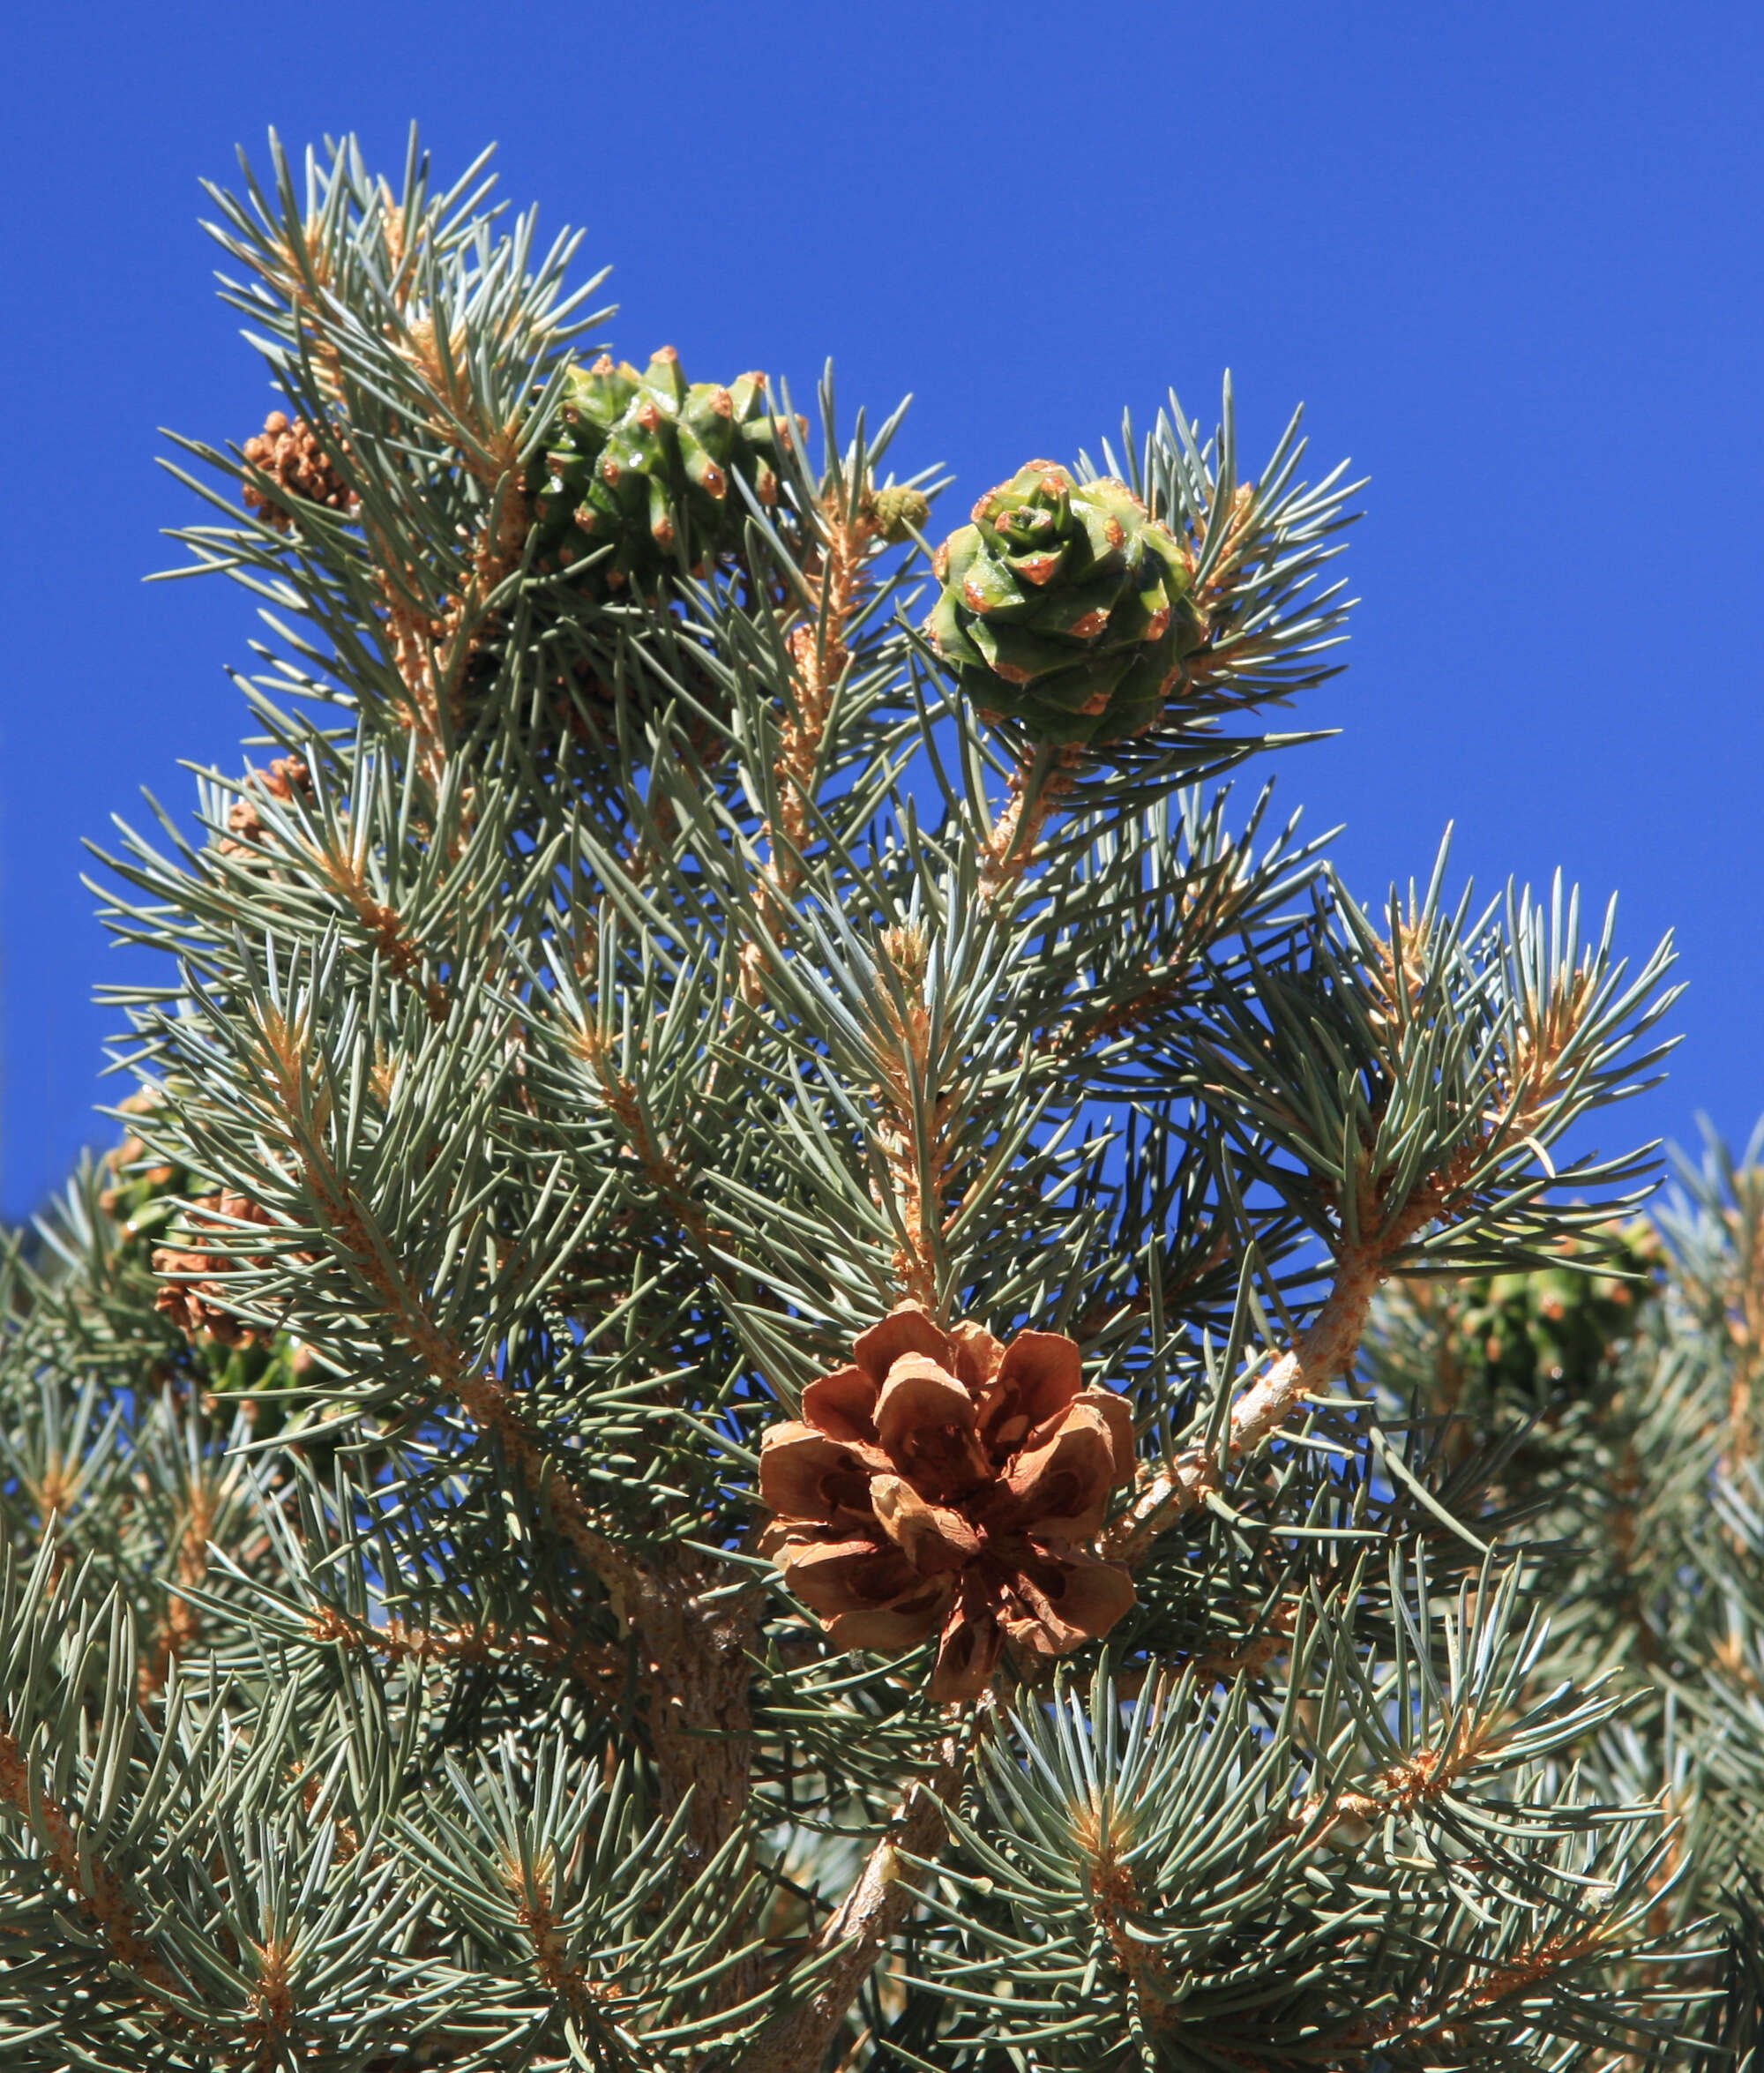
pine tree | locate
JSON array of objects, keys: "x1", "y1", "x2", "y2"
[{"x1": 1, "y1": 129, "x2": 1753, "y2": 2070}]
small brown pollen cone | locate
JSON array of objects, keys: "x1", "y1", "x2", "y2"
[
  {"x1": 242, "y1": 411, "x2": 355, "y2": 530},
  {"x1": 153, "y1": 1192, "x2": 276, "y2": 1348},
  {"x1": 218, "y1": 756, "x2": 314, "y2": 855}
]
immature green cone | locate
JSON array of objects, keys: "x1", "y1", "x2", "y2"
[
  {"x1": 1438, "y1": 1225, "x2": 1661, "y2": 1406},
  {"x1": 864, "y1": 483, "x2": 931, "y2": 544},
  {"x1": 927, "y1": 462, "x2": 1206, "y2": 745},
  {"x1": 529, "y1": 347, "x2": 792, "y2": 595}
]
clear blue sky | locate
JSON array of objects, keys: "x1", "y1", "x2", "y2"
[{"x1": 3, "y1": 3, "x2": 1760, "y2": 1221}]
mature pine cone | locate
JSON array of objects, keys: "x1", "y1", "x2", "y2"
[
  {"x1": 926, "y1": 462, "x2": 1206, "y2": 745},
  {"x1": 529, "y1": 348, "x2": 795, "y2": 595},
  {"x1": 759, "y1": 1302, "x2": 1134, "y2": 1701},
  {"x1": 242, "y1": 412, "x2": 355, "y2": 530}
]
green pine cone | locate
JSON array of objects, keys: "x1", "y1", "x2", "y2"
[
  {"x1": 1451, "y1": 1224, "x2": 1663, "y2": 1405},
  {"x1": 925, "y1": 461, "x2": 1206, "y2": 745},
  {"x1": 99, "y1": 1094, "x2": 195, "y2": 1248},
  {"x1": 195, "y1": 1333, "x2": 309, "y2": 1437},
  {"x1": 864, "y1": 483, "x2": 931, "y2": 544},
  {"x1": 529, "y1": 347, "x2": 791, "y2": 595}
]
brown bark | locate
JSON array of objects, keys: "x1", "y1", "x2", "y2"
[
  {"x1": 1103, "y1": 1239, "x2": 1386, "y2": 1563},
  {"x1": 726, "y1": 1742, "x2": 962, "y2": 2073},
  {"x1": 455, "y1": 1374, "x2": 759, "y2": 1861},
  {"x1": 609, "y1": 1552, "x2": 761, "y2": 1865},
  {"x1": 978, "y1": 743, "x2": 1079, "y2": 901},
  {"x1": 870, "y1": 925, "x2": 950, "y2": 1312},
  {"x1": 138, "y1": 1481, "x2": 213, "y2": 1701},
  {"x1": 251, "y1": 1005, "x2": 760, "y2": 1866},
  {"x1": 0, "y1": 1727, "x2": 177, "y2": 2001}
]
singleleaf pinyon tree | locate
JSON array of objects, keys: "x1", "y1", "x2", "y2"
[{"x1": 2, "y1": 130, "x2": 1755, "y2": 2071}]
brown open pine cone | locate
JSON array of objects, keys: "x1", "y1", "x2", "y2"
[{"x1": 759, "y1": 1302, "x2": 1135, "y2": 1702}]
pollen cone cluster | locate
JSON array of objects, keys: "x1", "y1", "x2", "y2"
[
  {"x1": 217, "y1": 756, "x2": 313, "y2": 856},
  {"x1": 926, "y1": 461, "x2": 1206, "y2": 745},
  {"x1": 242, "y1": 412, "x2": 355, "y2": 530},
  {"x1": 153, "y1": 1193, "x2": 276, "y2": 1349},
  {"x1": 759, "y1": 1303, "x2": 1135, "y2": 1701},
  {"x1": 530, "y1": 348, "x2": 796, "y2": 595}
]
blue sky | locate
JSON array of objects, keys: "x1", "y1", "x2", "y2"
[{"x1": 3, "y1": 3, "x2": 1760, "y2": 1221}]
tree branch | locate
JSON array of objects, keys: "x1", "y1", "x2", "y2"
[{"x1": 725, "y1": 1736, "x2": 966, "y2": 2073}]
